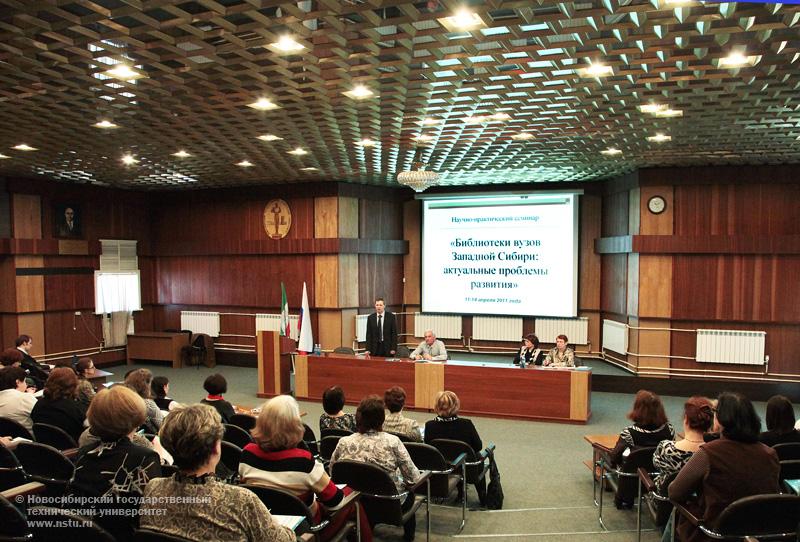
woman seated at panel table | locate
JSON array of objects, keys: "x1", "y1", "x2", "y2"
[
  {"x1": 543, "y1": 334, "x2": 575, "y2": 367},
  {"x1": 513, "y1": 334, "x2": 543, "y2": 367}
]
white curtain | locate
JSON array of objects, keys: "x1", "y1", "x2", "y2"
[
  {"x1": 95, "y1": 272, "x2": 142, "y2": 314},
  {"x1": 102, "y1": 311, "x2": 132, "y2": 347}
]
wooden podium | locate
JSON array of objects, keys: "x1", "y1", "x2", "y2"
[{"x1": 256, "y1": 331, "x2": 296, "y2": 398}]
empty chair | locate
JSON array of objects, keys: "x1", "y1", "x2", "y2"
[
  {"x1": 332, "y1": 459, "x2": 430, "y2": 542},
  {"x1": 0, "y1": 418, "x2": 33, "y2": 441},
  {"x1": 223, "y1": 423, "x2": 253, "y2": 449},
  {"x1": 332, "y1": 346, "x2": 355, "y2": 355},
  {"x1": 27, "y1": 507, "x2": 115, "y2": 542},
  {"x1": 395, "y1": 345, "x2": 411, "y2": 359},
  {"x1": 319, "y1": 435, "x2": 343, "y2": 463},
  {"x1": 13, "y1": 442, "x2": 74, "y2": 497},
  {"x1": 431, "y1": 439, "x2": 495, "y2": 507},
  {"x1": 405, "y1": 442, "x2": 467, "y2": 533},
  {"x1": 0, "y1": 494, "x2": 30, "y2": 542},
  {"x1": 219, "y1": 441, "x2": 242, "y2": 481},
  {"x1": 774, "y1": 443, "x2": 800, "y2": 461},
  {"x1": 597, "y1": 446, "x2": 657, "y2": 529},
  {"x1": 134, "y1": 530, "x2": 195, "y2": 542},
  {"x1": 229, "y1": 413, "x2": 257, "y2": 432},
  {"x1": 32, "y1": 423, "x2": 77, "y2": 450},
  {"x1": 242, "y1": 484, "x2": 356, "y2": 542},
  {"x1": 671, "y1": 493, "x2": 800, "y2": 540},
  {"x1": 303, "y1": 423, "x2": 320, "y2": 456}
]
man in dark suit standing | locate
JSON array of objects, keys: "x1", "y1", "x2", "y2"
[
  {"x1": 16, "y1": 334, "x2": 48, "y2": 388},
  {"x1": 365, "y1": 297, "x2": 398, "y2": 357}
]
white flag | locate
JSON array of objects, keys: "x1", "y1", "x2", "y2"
[{"x1": 297, "y1": 282, "x2": 314, "y2": 353}]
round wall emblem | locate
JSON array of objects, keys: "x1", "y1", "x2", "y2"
[{"x1": 263, "y1": 199, "x2": 292, "y2": 239}]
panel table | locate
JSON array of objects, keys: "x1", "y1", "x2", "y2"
[{"x1": 126, "y1": 332, "x2": 190, "y2": 369}]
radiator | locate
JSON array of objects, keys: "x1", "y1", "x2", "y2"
[
  {"x1": 180, "y1": 311, "x2": 220, "y2": 338},
  {"x1": 602, "y1": 319, "x2": 628, "y2": 355},
  {"x1": 536, "y1": 317, "x2": 589, "y2": 345},
  {"x1": 696, "y1": 329, "x2": 766, "y2": 365},
  {"x1": 473, "y1": 316, "x2": 523, "y2": 342},
  {"x1": 356, "y1": 314, "x2": 369, "y2": 342},
  {"x1": 414, "y1": 313, "x2": 462, "y2": 340},
  {"x1": 255, "y1": 314, "x2": 300, "y2": 341}
]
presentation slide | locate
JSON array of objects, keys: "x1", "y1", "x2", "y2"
[{"x1": 421, "y1": 192, "x2": 579, "y2": 317}]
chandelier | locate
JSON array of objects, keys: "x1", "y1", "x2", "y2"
[{"x1": 397, "y1": 148, "x2": 439, "y2": 192}]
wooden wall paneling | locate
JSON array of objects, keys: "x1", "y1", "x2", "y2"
[
  {"x1": 601, "y1": 254, "x2": 627, "y2": 315},
  {"x1": 601, "y1": 190, "x2": 629, "y2": 237},
  {"x1": 636, "y1": 318, "x2": 671, "y2": 377},
  {"x1": 639, "y1": 256, "x2": 673, "y2": 318},
  {"x1": 0, "y1": 315, "x2": 18, "y2": 350},
  {"x1": 0, "y1": 184, "x2": 10, "y2": 238},
  {"x1": 314, "y1": 197, "x2": 339, "y2": 238},
  {"x1": 358, "y1": 255, "x2": 405, "y2": 308},
  {"x1": 403, "y1": 200, "x2": 421, "y2": 306},
  {"x1": 626, "y1": 253, "x2": 639, "y2": 317},
  {"x1": 317, "y1": 310, "x2": 342, "y2": 350},
  {"x1": 133, "y1": 306, "x2": 155, "y2": 333},
  {"x1": 340, "y1": 308, "x2": 357, "y2": 348},
  {"x1": 0, "y1": 257, "x2": 16, "y2": 312},
  {"x1": 138, "y1": 257, "x2": 156, "y2": 306},
  {"x1": 359, "y1": 199, "x2": 404, "y2": 240},
  {"x1": 43, "y1": 310, "x2": 102, "y2": 356},
  {"x1": 58, "y1": 240, "x2": 89, "y2": 255},
  {"x1": 338, "y1": 255, "x2": 358, "y2": 307},
  {"x1": 17, "y1": 313, "x2": 44, "y2": 355},
  {"x1": 627, "y1": 316, "x2": 640, "y2": 371},
  {"x1": 314, "y1": 255, "x2": 339, "y2": 308},
  {"x1": 338, "y1": 197, "x2": 359, "y2": 238},
  {"x1": 579, "y1": 310, "x2": 601, "y2": 354},
  {"x1": 12, "y1": 194, "x2": 41, "y2": 239},
  {"x1": 628, "y1": 187, "x2": 641, "y2": 235},
  {"x1": 639, "y1": 186, "x2": 674, "y2": 235},
  {"x1": 15, "y1": 256, "x2": 44, "y2": 313},
  {"x1": 43, "y1": 273, "x2": 94, "y2": 312},
  {"x1": 579, "y1": 194, "x2": 601, "y2": 311}
]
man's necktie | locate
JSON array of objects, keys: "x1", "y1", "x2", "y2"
[{"x1": 378, "y1": 315, "x2": 383, "y2": 341}]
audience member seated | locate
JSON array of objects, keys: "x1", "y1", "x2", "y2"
[
  {"x1": 15, "y1": 335, "x2": 49, "y2": 389},
  {"x1": 0, "y1": 366, "x2": 37, "y2": 431},
  {"x1": 543, "y1": 334, "x2": 575, "y2": 367},
  {"x1": 239, "y1": 395, "x2": 372, "y2": 542},
  {"x1": 69, "y1": 386, "x2": 161, "y2": 541},
  {"x1": 759, "y1": 395, "x2": 800, "y2": 447},
  {"x1": 0, "y1": 348, "x2": 23, "y2": 367},
  {"x1": 201, "y1": 373, "x2": 236, "y2": 424},
  {"x1": 30, "y1": 367, "x2": 86, "y2": 442},
  {"x1": 139, "y1": 404, "x2": 295, "y2": 542},
  {"x1": 383, "y1": 386, "x2": 422, "y2": 442},
  {"x1": 669, "y1": 392, "x2": 781, "y2": 542},
  {"x1": 331, "y1": 395, "x2": 422, "y2": 541},
  {"x1": 125, "y1": 368, "x2": 163, "y2": 433},
  {"x1": 653, "y1": 396, "x2": 713, "y2": 494},
  {"x1": 319, "y1": 386, "x2": 356, "y2": 433},
  {"x1": 151, "y1": 376, "x2": 176, "y2": 411},
  {"x1": 74, "y1": 358, "x2": 96, "y2": 410}
]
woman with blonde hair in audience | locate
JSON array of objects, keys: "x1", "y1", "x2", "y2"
[
  {"x1": 140, "y1": 404, "x2": 295, "y2": 542},
  {"x1": 669, "y1": 392, "x2": 780, "y2": 542},
  {"x1": 759, "y1": 395, "x2": 800, "y2": 446},
  {"x1": 30, "y1": 367, "x2": 86, "y2": 442},
  {"x1": 240, "y1": 395, "x2": 372, "y2": 542},
  {"x1": 124, "y1": 368, "x2": 162, "y2": 433},
  {"x1": 70, "y1": 385, "x2": 161, "y2": 541}
]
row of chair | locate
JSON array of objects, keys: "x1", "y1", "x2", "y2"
[{"x1": 0, "y1": 417, "x2": 79, "y2": 451}]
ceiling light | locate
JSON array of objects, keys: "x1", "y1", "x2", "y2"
[
  {"x1": 257, "y1": 134, "x2": 283, "y2": 141},
  {"x1": 647, "y1": 133, "x2": 672, "y2": 143},
  {"x1": 440, "y1": 9, "x2": 485, "y2": 31},
  {"x1": 0, "y1": 154, "x2": 9, "y2": 159},
  {"x1": 719, "y1": 51, "x2": 758, "y2": 68},
  {"x1": 421, "y1": 117, "x2": 441, "y2": 126},
  {"x1": 579, "y1": 62, "x2": 614, "y2": 77},
  {"x1": 13, "y1": 144, "x2": 37, "y2": 151},
  {"x1": 172, "y1": 150, "x2": 191, "y2": 158},
  {"x1": 121, "y1": 154, "x2": 137, "y2": 165},
  {"x1": 236, "y1": 160, "x2": 253, "y2": 167},
  {"x1": 601, "y1": 148, "x2": 623, "y2": 155},
  {"x1": 490, "y1": 112, "x2": 511, "y2": 121},
  {"x1": 511, "y1": 133, "x2": 534, "y2": 141},
  {"x1": 300, "y1": 167, "x2": 318, "y2": 171},
  {"x1": 93, "y1": 120, "x2": 118, "y2": 129},
  {"x1": 412, "y1": 134, "x2": 434, "y2": 143},
  {"x1": 247, "y1": 98, "x2": 279, "y2": 111},
  {"x1": 464, "y1": 115, "x2": 490, "y2": 124},
  {"x1": 268, "y1": 36, "x2": 305, "y2": 54},
  {"x1": 655, "y1": 108, "x2": 683, "y2": 118},
  {"x1": 288, "y1": 147, "x2": 308, "y2": 155},
  {"x1": 343, "y1": 85, "x2": 375, "y2": 100},
  {"x1": 639, "y1": 103, "x2": 667, "y2": 114},
  {"x1": 104, "y1": 65, "x2": 145, "y2": 80},
  {"x1": 356, "y1": 139, "x2": 377, "y2": 147}
]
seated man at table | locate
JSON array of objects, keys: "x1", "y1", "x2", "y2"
[{"x1": 409, "y1": 330, "x2": 448, "y2": 361}]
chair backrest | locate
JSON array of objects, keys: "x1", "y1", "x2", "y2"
[
  {"x1": 134, "y1": 529, "x2": 196, "y2": 542},
  {"x1": 319, "y1": 435, "x2": 343, "y2": 461},
  {"x1": 405, "y1": 442, "x2": 449, "y2": 472},
  {"x1": 331, "y1": 459, "x2": 405, "y2": 527},
  {"x1": 14, "y1": 442, "x2": 74, "y2": 483},
  {"x1": 396, "y1": 345, "x2": 411, "y2": 358},
  {"x1": 321, "y1": 428, "x2": 353, "y2": 438},
  {"x1": 242, "y1": 484, "x2": 314, "y2": 521},
  {"x1": 220, "y1": 441, "x2": 242, "y2": 474},
  {"x1": 229, "y1": 413, "x2": 257, "y2": 432},
  {"x1": 386, "y1": 431, "x2": 414, "y2": 443},
  {"x1": 32, "y1": 423, "x2": 77, "y2": 450},
  {"x1": 0, "y1": 418, "x2": 34, "y2": 441},
  {"x1": 0, "y1": 445, "x2": 27, "y2": 492},
  {"x1": 223, "y1": 424, "x2": 253, "y2": 449},
  {"x1": 430, "y1": 439, "x2": 478, "y2": 463},
  {"x1": 302, "y1": 423, "x2": 319, "y2": 456},
  {"x1": 0, "y1": 494, "x2": 30, "y2": 541},
  {"x1": 621, "y1": 446, "x2": 657, "y2": 474},
  {"x1": 333, "y1": 346, "x2": 355, "y2": 355},
  {"x1": 779, "y1": 459, "x2": 800, "y2": 481},
  {"x1": 27, "y1": 507, "x2": 115, "y2": 541},
  {"x1": 774, "y1": 443, "x2": 800, "y2": 461},
  {"x1": 713, "y1": 494, "x2": 800, "y2": 537}
]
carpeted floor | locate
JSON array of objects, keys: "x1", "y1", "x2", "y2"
[{"x1": 115, "y1": 361, "x2": 769, "y2": 541}]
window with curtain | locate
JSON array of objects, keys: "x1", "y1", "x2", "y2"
[{"x1": 94, "y1": 271, "x2": 142, "y2": 314}]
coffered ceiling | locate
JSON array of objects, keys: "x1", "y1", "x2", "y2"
[{"x1": 0, "y1": 0, "x2": 799, "y2": 190}]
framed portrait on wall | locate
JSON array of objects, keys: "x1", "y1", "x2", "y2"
[{"x1": 53, "y1": 203, "x2": 83, "y2": 238}]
